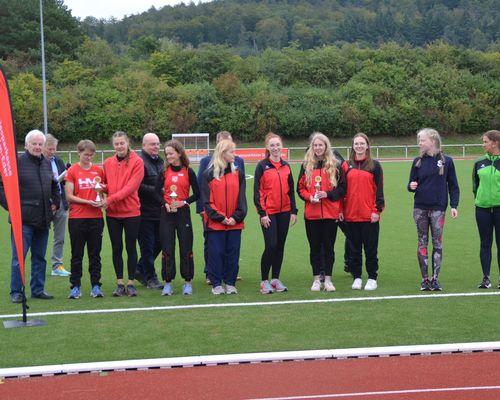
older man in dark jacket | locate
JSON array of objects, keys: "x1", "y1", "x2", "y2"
[
  {"x1": 0, "y1": 130, "x2": 60, "y2": 303},
  {"x1": 136, "y1": 133, "x2": 164, "y2": 289}
]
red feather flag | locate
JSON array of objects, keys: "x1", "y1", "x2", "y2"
[{"x1": 0, "y1": 65, "x2": 25, "y2": 286}]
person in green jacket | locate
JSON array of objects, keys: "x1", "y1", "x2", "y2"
[{"x1": 472, "y1": 130, "x2": 500, "y2": 289}]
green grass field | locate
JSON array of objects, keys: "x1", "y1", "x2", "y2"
[{"x1": 0, "y1": 160, "x2": 498, "y2": 369}]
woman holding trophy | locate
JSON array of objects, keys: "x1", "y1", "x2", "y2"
[
  {"x1": 155, "y1": 140, "x2": 199, "y2": 296},
  {"x1": 64, "y1": 140, "x2": 105, "y2": 299},
  {"x1": 102, "y1": 131, "x2": 144, "y2": 297},
  {"x1": 297, "y1": 132, "x2": 346, "y2": 292}
]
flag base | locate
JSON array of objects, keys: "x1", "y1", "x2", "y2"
[{"x1": 3, "y1": 319, "x2": 47, "y2": 329}]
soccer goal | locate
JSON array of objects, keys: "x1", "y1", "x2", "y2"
[{"x1": 172, "y1": 133, "x2": 210, "y2": 163}]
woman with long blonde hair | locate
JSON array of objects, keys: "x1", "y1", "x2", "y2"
[
  {"x1": 201, "y1": 139, "x2": 247, "y2": 295},
  {"x1": 297, "y1": 132, "x2": 346, "y2": 292},
  {"x1": 408, "y1": 128, "x2": 460, "y2": 291}
]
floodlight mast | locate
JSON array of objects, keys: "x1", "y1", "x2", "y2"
[{"x1": 40, "y1": 0, "x2": 48, "y2": 134}]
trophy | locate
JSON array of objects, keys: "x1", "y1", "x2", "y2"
[
  {"x1": 313, "y1": 175, "x2": 322, "y2": 201},
  {"x1": 169, "y1": 185, "x2": 178, "y2": 213},
  {"x1": 93, "y1": 176, "x2": 103, "y2": 203}
]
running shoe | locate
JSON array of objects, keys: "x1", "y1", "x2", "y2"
[
  {"x1": 431, "y1": 278, "x2": 442, "y2": 291},
  {"x1": 323, "y1": 280, "x2": 336, "y2": 292},
  {"x1": 225, "y1": 285, "x2": 238, "y2": 295},
  {"x1": 271, "y1": 279, "x2": 288, "y2": 292},
  {"x1": 68, "y1": 286, "x2": 81, "y2": 299},
  {"x1": 478, "y1": 276, "x2": 491, "y2": 289},
  {"x1": 52, "y1": 265, "x2": 71, "y2": 277},
  {"x1": 260, "y1": 280, "x2": 273, "y2": 294},
  {"x1": 127, "y1": 284, "x2": 138, "y2": 297},
  {"x1": 112, "y1": 284, "x2": 126, "y2": 297},
  {"x1": 364, "y1": 279, "x2": 378, "y2": 291},
  {"x1": 352, "y1": 278, "x2": 362, "y2": 290},
  {"x1": 161, "y1": 282, "x2": 173, "y2": 296},
  {"x1": 420, "y1": 279, "x2": 431, "y2": 291},
  {"x1": 212, "y1": 285, "x2": 225, "y2": 295},
  {"x1": 147, "y1": 278, "x2": 163, "y2": 290},
  {"x1": 90, "y1": 285, "x2": 103, "y2": 298},
  {"x1": 182, "y1": 282, "x2": 193, "y2": 295},
  {"x1": 311, "y1": 279, "x2": 321, "y2": 292}
]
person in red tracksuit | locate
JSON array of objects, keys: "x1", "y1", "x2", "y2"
[
  {"x1": 254, "y1": 132, "x2": 298, "y2": 294},
  {"x1": 102, "y1": 131, "x2": 144, "y2": 297},
  {"x1": 154, "y1": 140, "x2": 199, "y2": 296},
  {"x1": 201, "y1": 139, "x2": 247, "y2": 295},
  {"x1": 297, "y1": 132, "x2": 346, "y2": 292},
  {"x1": 341, "y1": 133, "x2": 385, "y2": 291}
]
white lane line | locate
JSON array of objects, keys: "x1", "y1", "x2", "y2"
[
  {"x1": 245, "y1": 385, "x2": 500, "y2": 399},
  {"x1": 1, "y1": 291, "x2": 499, "y2": 319}
]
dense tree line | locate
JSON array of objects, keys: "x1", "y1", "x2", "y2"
[
  {"x1": 7, "y1": 39, "x2": 499, "y2": 142},
  {"x1": 81, "y1": 0, "x2": 500, "y2": 53}
]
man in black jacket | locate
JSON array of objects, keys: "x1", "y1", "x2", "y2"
[
  {"x1": 43, "y1": 134, "x2": 70, "y2": 277},
  {"x1": 136, "y1": 133, "x2": 164, "y2": 289},
  {"x1": 0, "y1": 130, "x2": 60, "y2": 303}
]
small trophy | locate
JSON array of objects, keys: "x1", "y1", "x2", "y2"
[
  {"x1": 313, "y1": 175, "x2": 322, "y2": 201},
  {"x1": 93, "y1": 176, "x2": 103, "y2": 203},
  {"x1": 170, "y1": 185, "x2": 178, "y2": 213}
]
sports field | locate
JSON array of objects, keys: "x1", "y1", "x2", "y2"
[{"x1": 0, "y1": 159, "x2": 498, "y2": 369}]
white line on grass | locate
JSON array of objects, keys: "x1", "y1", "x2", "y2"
[
  {"x1": 1, "y1": 291, "x2": 500, "y2": 320},
  {"x1": 244, "y1": 385, "x2": 500, "y2": 400}
]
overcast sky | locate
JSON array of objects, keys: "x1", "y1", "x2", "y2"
[{"x1": 63, "y1": 0, "x2": 213, "y2": 20}]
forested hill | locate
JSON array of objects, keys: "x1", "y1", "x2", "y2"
[{"x1": 82, "y1": 0, "x2": 500, "y2": 52}]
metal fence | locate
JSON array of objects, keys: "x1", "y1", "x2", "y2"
[{"x1": 30, "y1": 143, "x2": 484, "y2": 164}]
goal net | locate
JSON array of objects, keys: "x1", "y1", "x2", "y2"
[{"x1": 172, "y1": 133, "x2": 210, "y2": 163}]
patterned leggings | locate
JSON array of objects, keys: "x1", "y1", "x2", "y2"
[{"x1": 413, "y1": 208, "x2": 445, "y2": 279}]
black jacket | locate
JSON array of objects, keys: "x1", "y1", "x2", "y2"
[
  {"x1": 138, "y1": 150, "x2": 164, "y2": 221},
  {"x1": 0, "y1": 151, "x2": 60, "y2": 229}
]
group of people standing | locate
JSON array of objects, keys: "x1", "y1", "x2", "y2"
[{"x1": 0, "y1": 128, "x2": 499, "y2": 302}]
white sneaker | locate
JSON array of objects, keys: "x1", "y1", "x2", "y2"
[
  {"x1": 352, "y1": 278, "x2": 362, "y2": 290},
  {"x1": 211, "y1": 285, "x2": 225, "y2": 295},
  {"x1": 364, "y1": 279, "x2": 377, "y2": 291},
  {"x1": 225, "y1": 285, "x2": 238, "y2": 295},
  {"x1": 324, "y1": 280, "x2": 336, "y2": 292},
  {"x1": 310, "y1": 279, "x2": 321, "y2": 292}
]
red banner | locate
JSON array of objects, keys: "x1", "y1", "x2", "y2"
[
  {"x1": 235, "y1": 148, "x2": 289, "y2": 161},
  {"x1": 0, "y1": 66, "x2": 25, "y2": 285}
]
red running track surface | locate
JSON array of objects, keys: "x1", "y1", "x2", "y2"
[{"x1": 1, "y1": 352, "x2": 500, "y2": 399}]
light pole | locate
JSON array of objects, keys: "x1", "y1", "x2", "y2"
[{"x1": 39, "y1": 0, "x2": 48, "y2": 135}]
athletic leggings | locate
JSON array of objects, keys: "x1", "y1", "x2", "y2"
[
  {"x1": 159, "y1": 206, "x2": 194, "y2": 282},
  {"x1": 413, "y1": 208, "x2": 445, "y2": 279},
  {"x1": 260, "y1": 212, "x2": 291, "y2": 281},
  {"x1": 305, "y1": 219, "x2": 338, "y2": 276},
  {"x1": 475, "y1": 206, "x2": 500, "y2": 277},
  {"x1": 106, "y1": 216, "x2": 141, "y2": 280}
]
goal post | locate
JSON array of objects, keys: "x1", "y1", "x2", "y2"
[{"x1": 171, "y1": 133, "x2": 210, "y2": 163}]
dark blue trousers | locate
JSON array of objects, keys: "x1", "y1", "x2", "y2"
[
  {"x1": 137, "y1": 219, "x2": 161, "y2": 282},
  {"x1": 207, "y1": 230, "x2": 241, "y2": 287}
]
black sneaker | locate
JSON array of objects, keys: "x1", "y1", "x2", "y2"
[
  {"x1": 420, "y1": 279, "x2": 431, "y2": 291},
  {"x1": 127, "y1": 285, "x2": 138, "y2": 297},
  {"x1": 431, "y1": 278, "x2": 442, "y2": 291},
  {"x1": 146, "y1": 278, "x2": 163, "y2": 290},
  {"x1": 319, "y1": 270, "x2": 325, "y2": 283},
  {"x1": 112, "y1": 284, "x2": 126, "y2": 297},
  {"x1": 478, "y1": 276, "x2": 491, "y2": 289}
]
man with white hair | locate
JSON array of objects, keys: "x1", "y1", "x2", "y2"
[
  {"x1": 0, "y1": 129, "x2": 60, "y2": 302},
  {"x1": 136, "y1": 132, "x2": 164, "y2": 289}
]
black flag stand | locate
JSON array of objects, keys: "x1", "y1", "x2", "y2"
[{"x1": 3, "y1": 286, "x2": 47, "y2": 328}]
